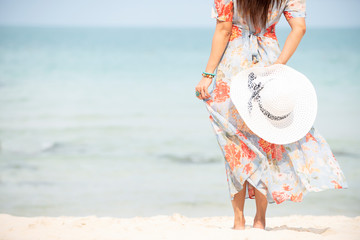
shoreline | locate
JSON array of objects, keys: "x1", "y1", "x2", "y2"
[{"x1": 1, "y1": 213, "x2": 359, "y2": 240}]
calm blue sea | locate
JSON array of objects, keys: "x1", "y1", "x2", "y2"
[{"x1": 0, "y1": 26, "x2": 359, "y2": 218}]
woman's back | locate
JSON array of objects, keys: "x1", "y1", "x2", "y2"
[
  {"x1": 212, "y1": 0, "x2": 306, "y2": 35},
  {"x1": 208, "y1": 0, "x2": 306, "y2": 68}
]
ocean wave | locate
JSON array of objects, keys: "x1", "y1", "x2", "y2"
[
  {"x1": 158, "y1": 154, "x2": 220, "y2": 164},
  {"x1": 332, "y1": 150, "x2": 360, "y2": 159}
]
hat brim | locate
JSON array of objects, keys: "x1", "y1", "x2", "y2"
[{"x1": 230, "y1": 64, "x2": 317, "y2": 145}]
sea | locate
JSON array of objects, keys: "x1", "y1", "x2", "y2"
[{"x1": 0, "y1": 26, "x2": 359, "y2": 218}]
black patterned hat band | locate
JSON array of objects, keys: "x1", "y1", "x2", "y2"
[{"x1": 247, "y1": 71, "x2": 296, "y2": 121}]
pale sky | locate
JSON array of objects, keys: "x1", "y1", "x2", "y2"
[{"x1": 0, "y1": 0, "x2": 359, "y2": 28}]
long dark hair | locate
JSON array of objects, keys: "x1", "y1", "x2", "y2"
[{"x1": 236, "y1": 0, "x2": 285, "y2": 30}]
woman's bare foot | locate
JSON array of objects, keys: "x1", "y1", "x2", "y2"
[
  {"x1": 253, "y1": 185, "x2": 267, "y2": 230},
  {"x1": 253, "y1": 215, "x2": 266, "y2": 230},
  {"x1": 233, "y1": 214, "x2": 246, "y2": 230},
  {"x1": 231, "y1": 182, "x2": 247, "y2": 230}
]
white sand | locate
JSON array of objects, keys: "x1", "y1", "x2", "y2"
[{"x1": 0, "y1": 213, "x2": 359, "y2": 240}]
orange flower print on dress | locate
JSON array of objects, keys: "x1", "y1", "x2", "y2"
[
  {"x1": 230, "y1": 25, "x2": 242, "y2": 41},
  {"x1": 224, "y1": 141, "x2": 256, "y2": 171},
  {"x1": 290, "y1": 192, "x2": 303, "y2": 202},
  {"x1": 205, "y1": 98, "x2": 213, "y2": 106},
  {"x1": 331, "y1": 180, "x2": 342, "y2": 189},
  {"x1": 236, "y1": 129, "x2": 248, "y2": 140},
  {"x1": 239, "y1": 141, "x2": 256, "y2": 160},
  {"x1": 272, "y1": 145, "x2": 286, "y2": 161},
  {"x1": 242, "y1": 163, "x2": 252, "y2": 174},
  {"x1": 258, "y1": 138, "x2": 286, "y2": 161},
  {"x1": 306, "y1": 132, "x2": 317, "y2": 142},
  {"x1": 272, "y1": 191, "x2": 289, "y2": 204},
  {"x1": 224, "y1": 143, "x2": 241, "y2": 171},
  {"x1": 282, "y1": 184, "x2": 293, "y2": 191},
  {"x1": 214, "y1": 0, "x2": 233, "y2": 22},
  {"x1": 258, "y1": 138, "x2": 271, "y2": 153},
  {"x1": 264, "y1": 23, "x2": 277, "y2": 40},
  {"x1": 247, "y1": 183, "x2": 255, "y2": 199},
  {"x1": 284, "y1": 11, "x2": 293, "y2": 21},
  {"x1": 213, "y1": 79, "x2": 230, "y2": 103}
]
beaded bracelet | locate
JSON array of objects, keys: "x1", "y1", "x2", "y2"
[{"x1": 202, "y1": 71, "x2": 216, "y2": 79}]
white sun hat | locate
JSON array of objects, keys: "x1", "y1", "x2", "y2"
[{"x1": 230, "y1": 64, "x2": 317, "y2": 145}]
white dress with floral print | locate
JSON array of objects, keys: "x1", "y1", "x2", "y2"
[{"x1": 203, "y1": 0, "x2": 348, "y2": 204}]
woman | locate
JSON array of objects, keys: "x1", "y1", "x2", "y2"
[{"x1": 195, "y1": 0, "x2": 348, "y2": 230}]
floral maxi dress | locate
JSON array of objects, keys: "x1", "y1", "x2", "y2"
[{"x1": 203, "y1": 0, "x2": 349, "y2": 204}]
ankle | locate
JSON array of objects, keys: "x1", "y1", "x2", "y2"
[
  {"x1": 254, "y1": 214, "x2": 265, "y2": 221},
  {"x1": 233, "y1": 214, "x2": 246, "y2": 230},
  {"x1": 234, "y1": 213, "x2": 245, "y2": 219}
]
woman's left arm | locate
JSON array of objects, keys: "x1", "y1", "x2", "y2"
[{"x1": 195, "y1": 20, "x2": 232, "y2": 100}]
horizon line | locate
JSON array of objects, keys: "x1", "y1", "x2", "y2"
[{"x1": 0, "y1": 23, "x2": 359, "y2": 29}]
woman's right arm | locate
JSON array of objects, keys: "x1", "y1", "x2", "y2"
[
  {"x1": 275, "y1": 17, "x2": 306, "y2": 65},
  {"x1": 275, "y1": 0, "x2": 307, "y2": 64},
  {"x1": 195, "y1": 20, "x2": 233, "y2": 100}
]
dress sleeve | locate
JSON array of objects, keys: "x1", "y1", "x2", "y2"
[
  {"x1": 283, "y1": 0, "x2": 306, "y2": 21},
  {"x1": 211, "y1": 0, "x2": 234, "y2": 22}
]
